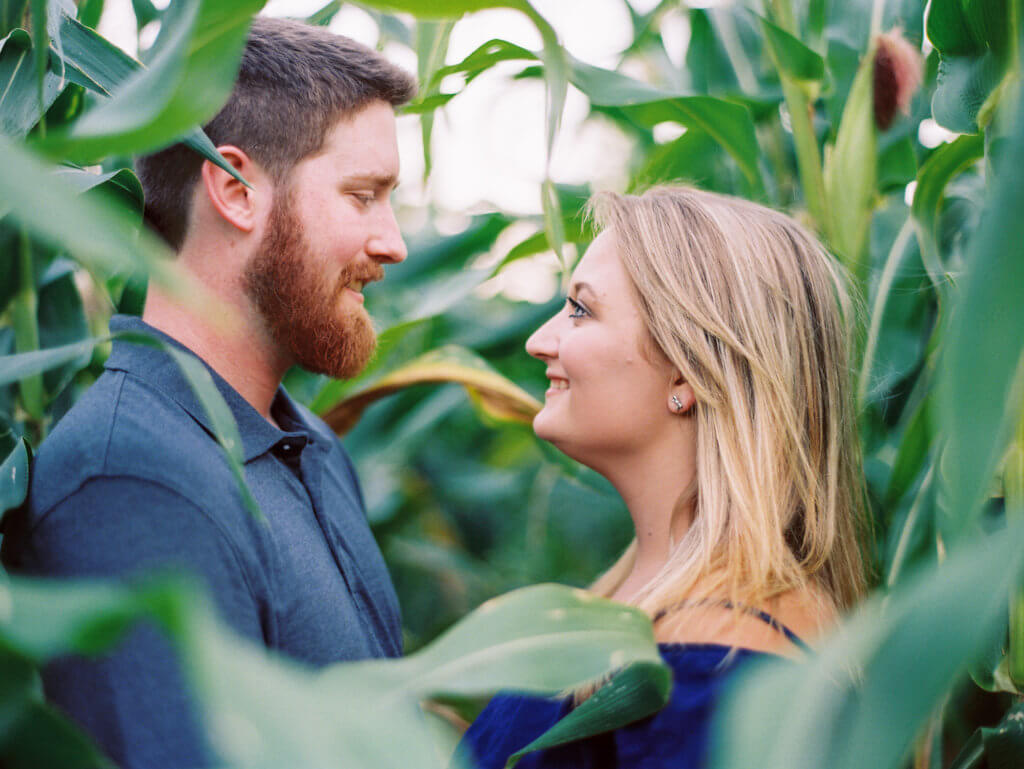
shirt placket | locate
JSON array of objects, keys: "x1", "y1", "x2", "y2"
[{"x1": 295, "y1": 444, "x2": 389, "y2": 658}]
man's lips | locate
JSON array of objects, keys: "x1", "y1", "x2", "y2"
[{"x1": 338, "y1": 271, "x2": 383, "y2": 304}]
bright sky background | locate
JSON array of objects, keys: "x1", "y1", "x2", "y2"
[
  {"x1": 98, "y1": 1, "x2": 661, "y2": 218},
  {"x1": 96, "y1": 0, "x2": 672, "y2": 300},
  {"x1": 95, "y1": 1, "x2": 955, "y2": 301}
]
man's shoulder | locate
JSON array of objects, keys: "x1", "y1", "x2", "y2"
[{"x1": 31, "y1": 368, "x2": 236, "y2": 517}]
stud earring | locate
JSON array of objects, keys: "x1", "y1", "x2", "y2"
[{"x1": 671, "y1": 395, "x2": 685, "y2": 412}]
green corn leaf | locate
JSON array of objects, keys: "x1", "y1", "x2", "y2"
[
  {"x1": 522, "y1": 5, "x2": 567, "y2": 160},
  {"x1": 910, "y1": 133, "x2": 984, "y2": 289},
  {"x1": 885, "y1": 462, "x2": 937, "y2": 588},
  {"x1": 568, "y1": 60, "x2": 761, "y2": 189},
  {"x1": 0, "y1": 0, "x2": 28, "y2": 38},
  {"x1": 926, "y1": 0, "x2": 1014, "y2": 133},
  {"x1": 631, "y1": 128, "x2": 725, "y2": 192},
  {"x1": 341, "y1": 585, "x2": 664, "y2": 697},
  {"x1": 506, "y1": 661, "x2": 672, "y2": 768},
  {"x1": 305, "y1": 1, "x2": 341, "y2": 25},
  {"x1": 883, "y1": 390, "x2": 935, "y2": 511},
  {"x1": 426, "y1": 35, "x2": 761, "y2": 189},
  {"x1": 0, "y1": 575, "x2": 660, "y2": 769},
  {"x1": 0, "y1": 437, "x2": 30, "y2": 517},
  {"x1": 933, "y1": 52, "x2": 1005, "y2": 133},
  {"x1": 857, "y1": 216, "x2": 917, "y2": 405},
  {"x1": 415, "y1": 19, "x2": 454, "y2": 180},
  {"x1": 541, "y1": 177, "x2": 568, "y2": 271},
  {"x1": 130, "y1": 0, "x2": 159, "y2": 29},
  {"x1": 75, "y1": 0, "x2": 103, "y2": 28},
  {"x1": 0, "y1": 332, "x2": 259, "y2": 516},
  {"x1": 0, "y1": 336, "x2": 97, "y2": 387},
  {"x1": 431, "y1": 37, "x2": 534, "y2": 85},
  {"x1": 51, "y1": 12, "x2": 248, "y2": 184},
  {"x1": 0, "y1": 135, "x2": 179, "y2": 283},
  {"x1": 35, "y1": 0, "x2": 263, "y2": 164},
  {"x1": 824, "y1": 39, "x2": 878, "y2": 284},
  {"x1": 756, "y1": 12, "x2": 825, "y2": 83},
  {"x1": 10, "y1": 228, "x2": 43, "y2": 420},
  {"x1": 939, "y1": 85, "x2": 1024, "y2": 540},
  {"x1": 28, "y1": 0, "x2": 46, "y2": 125},
  {"x1": 36, "y1": 257, "x2": 90, "y2": 398},
  {"x1": 56, "y1": 165, "x2": 145, "y2": 211},
  {"x1": 0, "y1": 697, "x2": 118, "y2": 769},
  {"x1": 685, "y1": 9, "x2": 739, "y2": 95},
  {"x1": 877, "y1": 135, "x2": 917, "y2": 192},
  {"x1": 0, "y1": 28, "x2": 63, "y2": 136},
  {"x1": 202, "y1": 585, "x2": 663, "y2": 768},
  {"x1": 339, "y1": 0, "x2": 524, "y2": 16},
  {"x1": 55, "y1": 10, "x2": 137, "y2": 90},
  {"x1": 948, "y1": 701, "x2": 1024, "y2": 769}
]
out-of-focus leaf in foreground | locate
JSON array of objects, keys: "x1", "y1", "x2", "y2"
[
  {"x1": 711, "y1": 522, "x2": 1024, "y2": 769},
  {"x1": 939, "y1": 84, "x2": 1024, "y2": 539},
  {"x1": 1, "y1": 576, "x2": 664, "y2": 769},
  {"x1": 36, "y1": 0, "x2": 263, "y2": 162},
  {"x1": 52, "y1": 11, "x2": 248, "y2": 183}
]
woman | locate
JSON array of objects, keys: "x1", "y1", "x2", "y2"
[{"x1": 460, "y1": 186, "x2": 869, "y2": 768}]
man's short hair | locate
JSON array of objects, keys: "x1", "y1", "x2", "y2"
[{"x1": 135, "y1": 16, "x2": 417, "y2": 250}]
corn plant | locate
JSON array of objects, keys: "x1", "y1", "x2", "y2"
[{"x1": 2, "y1": 0, "x2": 1024, "y2": 767}]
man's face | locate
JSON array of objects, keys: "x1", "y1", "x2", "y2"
[{"x1": 244, "y1": 100, "x2": 406, "y2": 379}]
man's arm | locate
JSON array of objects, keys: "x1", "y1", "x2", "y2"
[{"x1": 11, "y1": 475, "x2": 264, "y2": 769}]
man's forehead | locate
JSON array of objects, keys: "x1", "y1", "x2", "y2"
[{"x1": 310, "y1": 103, "x2": 400, "y2": 176}]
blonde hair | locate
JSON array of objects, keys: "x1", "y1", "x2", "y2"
[{"x1": 586, "y1": 186, "x2": 869, "y2": 624}]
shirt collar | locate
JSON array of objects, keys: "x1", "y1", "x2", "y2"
[{"x1": 105, "y1": 315, "x2": 313, "y2": 462}]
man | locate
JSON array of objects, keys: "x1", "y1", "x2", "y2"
[{"x1": 1, "y1": 16, "x2": 416, "y2": 769}]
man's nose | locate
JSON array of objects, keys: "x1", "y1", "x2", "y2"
[
  {"x1": 367, "y1": 201, "x2": 407, "y2": 264},
  {"x1": 525, "y1": 314, "x2": 559, "y2": 360}
]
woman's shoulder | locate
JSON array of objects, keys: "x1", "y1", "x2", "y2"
[{"x1": 654, "y1": 588, "x2": 836, "y2": 657}]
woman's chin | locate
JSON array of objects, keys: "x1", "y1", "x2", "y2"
[{"x1": 531, "y1": 411, "x2": 559, "y2": 443}]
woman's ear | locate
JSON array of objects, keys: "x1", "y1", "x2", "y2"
[
  {"x1": 200, "y1": 146, "x2": 262, "y2": 233},
  {"x1": 668, "y1": 371, "x2": 696, "y2": 415}
]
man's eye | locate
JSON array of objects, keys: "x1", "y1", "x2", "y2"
[
  {"x1": 567, "y1": 297, "x2": 589, "y2": 319},
  {"x1": 351, "y1": 193, "x2": 375, "y2": 206}
]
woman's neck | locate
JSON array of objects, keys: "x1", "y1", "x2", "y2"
[{"x1": 602, "y1": 437, "x2": 696, "y2": 604}]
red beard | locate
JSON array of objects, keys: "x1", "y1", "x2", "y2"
[{"x1": 244, "y1": 188, "x2": 383, "y2": 379}]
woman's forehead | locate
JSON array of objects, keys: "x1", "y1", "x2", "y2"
[{"x1": 572, "y1": 231, "x2": 624, "y2": 289}]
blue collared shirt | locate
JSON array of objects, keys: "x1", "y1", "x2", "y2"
[{"x1": 2, "y1": 315, "x2": 402, "y2": 768}]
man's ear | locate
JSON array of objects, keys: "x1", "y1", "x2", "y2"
[{"x1": 200, "y1": 146, "x2": 264, "y2": 233}]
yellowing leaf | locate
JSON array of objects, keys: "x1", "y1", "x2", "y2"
[{"x1": 321, "y1": 345, "x2": 541, "y2": 436}]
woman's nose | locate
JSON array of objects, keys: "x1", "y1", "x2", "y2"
[{"x1": 525, "y1": 313, "x2": 559, "y2": 361}]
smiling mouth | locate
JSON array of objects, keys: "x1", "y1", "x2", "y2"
[{"x1": 343, "y1": 282, "x2": 366, "y2": 304}]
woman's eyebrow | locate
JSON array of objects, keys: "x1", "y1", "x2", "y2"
[{"x1": 571, "y1": 281, "x2": 598, "y2": 303}]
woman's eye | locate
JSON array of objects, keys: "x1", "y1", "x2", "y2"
[{"x1": 567, "y1": 297, "x2": 589, "y2": 319}]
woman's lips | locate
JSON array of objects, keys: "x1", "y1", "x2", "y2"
[{"x1": 545, "y1": 378, "x2": 569, "y2": 396}]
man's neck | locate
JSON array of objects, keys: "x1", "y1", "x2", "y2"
[{"x1": 142, "y1": 287, "x2": 289, "y2": 424}]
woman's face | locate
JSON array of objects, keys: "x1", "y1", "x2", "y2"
[{"x1": 526, "y1": 231, "x2": 677, "y2": 467}]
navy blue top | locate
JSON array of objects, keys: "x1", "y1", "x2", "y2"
[
  {"x1": 1, "y1": 315, "x2": 402, "y2": 769},
  {"x1": 461, "y1": 611, "x2": 803, "y2": 769}
]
